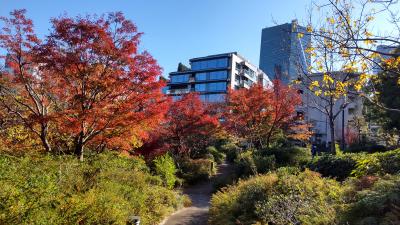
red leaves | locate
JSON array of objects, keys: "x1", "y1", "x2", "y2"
[
  {"x1": 138, "y1": 93, "x2": 220, "y2": 158},
  {"x1": 224, "y1": 80, "x2": 306, "y2": 147},
  {"x1": 0, "y1": 10, "x2": 167, "y2": 156}
]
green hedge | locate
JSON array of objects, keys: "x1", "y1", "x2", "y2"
[
  {"x1": 177, "y1": 158, "x2": 216, "y2": 184},
  {"x1": 209, "y1": 169, "x2": 342, "y2": 225},
  {"x1": 261, "y1": 146, "x2": 311, "y2": 167},
  {"x1": 309, "y1": 149, "x2": 400, "y2": 180},
  {"x1": 340, "y1": 175, "x2": 400, "y2": 225},
  {"x1": 0, "y1": 152, "x2": 182, "y2": 225}
]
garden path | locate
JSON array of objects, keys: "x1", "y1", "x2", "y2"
[{"x1": 159, "y1": 162, "x2": 233, "y2": 225}]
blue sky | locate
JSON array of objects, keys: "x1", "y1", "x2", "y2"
[
  {"x1": 1, "y1": 0, "x2": 311, "y2": 77},
  {"x1": 1, "y1": 0, "x2": 397, "y2": 77}
]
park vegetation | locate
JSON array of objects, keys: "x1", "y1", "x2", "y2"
[{"x1": 1, "y1": 0, "x2": 400, "y2": 224}]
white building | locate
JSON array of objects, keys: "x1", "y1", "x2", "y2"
[{"x1": 166, "y1": 52, "x2": 272, "y2": 102}]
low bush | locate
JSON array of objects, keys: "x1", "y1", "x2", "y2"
[
  {"x1": 152, "y1": 153, "x2": 177, "y2": 189},
  {"x1": 0, "y1": 152, "x2": 182, "y2": 225},
  {"x1": 177, "y1": 158, "x2": 216, "y2": 184},
  {"x1": 207, "y1": 146, "x2": 225, "y2": 164},
  {"x1": 233, "y1": 150, "x2": 276, "y2": 178},
  {"x1": 308, "y1": 154, "x2": 359, "y2": 181},
  {"x1": 346, "y1": 143, "x2": 388, "y2": 153},
  {"x1": 339, "y1": 175, "x2": 400, "y2": 225},
  {"x1": 234, "y1": 150, "x2": 258, "y2": 177},
  {"x1": 209, "y1": 169, "x2": 343, "y2": 225},
  {"x1": 261, "y1": 146, "x2": 311, "y2": 167},
  {"x1": 220, "y1": 142, "x2": 241, "y2": 163},
  {"x1": 309, "y1": 149, "x2": 400, "y2": 180}
]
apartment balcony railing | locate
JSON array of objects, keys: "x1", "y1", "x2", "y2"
[{"x1": 166, "y1": 89, "x2": 190, "y2": 94}]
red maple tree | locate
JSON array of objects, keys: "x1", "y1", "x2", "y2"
[
  {"x1": 34, "y1": 12, "x2": 167, "y2": 160},
  {"x1": 224, "y1": 80, "x2": 308, "y2": 148},
  {"x1": 0, "y1": 9, "x2": 54, "y2": 152},
  {"x1": 139, "y1": 93, "x2": 220, "y2": 159}
]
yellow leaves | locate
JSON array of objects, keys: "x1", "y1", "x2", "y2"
[
  {"x1": 361, "y1": 62, "x2": 368, "y2": 71},
  {"x1": 339, "y1": 48, "x2": 350, "y2": 58},
  {"x1": 306, "y1": 25, "x2": 313, "y2": 33},
  {"x1": 293, "y1": 79, "x2": 301, "y2": 85},
  {"x1": 297, "y1": 33, "x2": 304, "y2": 39},
  {"x1": 305, "y1": 47, "x2": 315, "y2": 54},
  {"x1": 327, "y1": 17, "x2": 335, "y2": 25},
  {"x1": 398, "y1": 77, "x2": 400, "y2": 86},
  {"x1": 324, "y1": 38, "x2": 333, "y2": 49},
  {"x1": 316, "y1": 60, "x2": 324, "y2": 71},
  {"x1": 315, "y1": 90, "x2": 322, "y2": 96},
  {"x1": 309, "y1": 80, "x2": 320, "y2": 90},
  {"x1": 323, "y1": 74, "x2": 334, "y2": 85},
  {"x1": 364, "y1": 29, "x2": 373, "y2": 38},
  {"x1": 354, "y1": 83, "x2": 362, "y2": 92},
  {"x1": 366, "y1": 16, "x2": 374, "y2": 22},
  {"x1": 354, "y1": 73, "x2": 369, "y2": 92}
]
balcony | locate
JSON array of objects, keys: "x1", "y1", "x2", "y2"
[{"x1": 166, "y1": 89, "x2": 190, "y2": 95}]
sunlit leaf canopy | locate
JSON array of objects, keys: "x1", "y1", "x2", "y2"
[{"x1": 294, "y1": 0, "x2": 400, "y2": 105}]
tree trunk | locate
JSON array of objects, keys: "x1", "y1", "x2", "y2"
[
  {"x1": 40, "y1": 125, "x2": 52, "y2": 153},
  {"x1": 329, "y1": 118, "x2": 336, "y2": 154},
  {"x1": 74, "y1": 134, "x2": 84, "y2": 161}
]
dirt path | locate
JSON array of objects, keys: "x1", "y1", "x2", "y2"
[{"x1": 159, "y1": 162, "x2": 233, "y2": 225}]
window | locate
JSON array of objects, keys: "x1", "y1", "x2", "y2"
[
  {"x1": 216, "y1": 58, "x2": 228, "y2": 68},
  {"x1": 208, "y1": 94, "x2": 226, "y2": 102},
  {"x1": 209, "y1": 71, "x2": 227, "y2": 80},
  {"x1": 208, "y1": 82, "x2": 226, "y2": 92},
  {"x1": 195, "y1": 83, "x2": 207, "y2": 92},
  {"x1": 172, "y1": 95, "x2": 182, "y2": 101},
  {"x1": 170, "y1": 74, "x2": 189, "y2": 83},
  {"x1": 195, "y1": 72, "x2": 207, "y2": 81},
  {"x1": 199, "y1": 95, "x2": 207, "y2": 102},
  {"x1": 191, "y1": 57, "x2": 229, "y2": 70},
  {"x1": 235, "y1": 62, "x2": 241, "y2": 71}
]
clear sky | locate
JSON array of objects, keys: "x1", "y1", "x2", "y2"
[
  {"x1": 1, "y1": 0, "x2": 397, "y2": 77},
  {"x1": 0, "y1": 0, "x2": 312, "y2": 77}
]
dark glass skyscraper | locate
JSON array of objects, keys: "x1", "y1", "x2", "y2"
[{"x1": 259, "y1": 20, "x2": 311, "y2": 84}]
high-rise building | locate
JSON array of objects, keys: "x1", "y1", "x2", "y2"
[
  {"x1": 259, "y1": 20, "x2": 311, "y2": 83},
  {"x1": 166, "y1": 52, "x2": 271, "y2": 102}
]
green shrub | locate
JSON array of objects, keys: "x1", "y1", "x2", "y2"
[
  {"x1": 207, "y1": 146, "x2": 225, "y2": 164},
  {"x1": 209, "y1": 169, "x2": 343, "y2": 225},
  {"x1": 262, "y1": 146, "x2": 311, "y2": 167},
  {"x1": 347, "y1": 144, "x2": 387, "y2": 153},
  {"x1": 152, "y1": 153, "x2": 177, "y2": 189},
  {"x1": 234, "y1": 150, "x2": 276, "y2": 178},
  {"x1": 309, "y1": 149, "x2": 400, "y2": 180},
  {"x1": 178, "y1": 158, "x2": 216, "y2": 184},
  {"x1": 352, "y1": 149, "x2": 400, "y2": 177},
  {"x1": 253, "y1": 154, "x2": 276, "y2": 174},
  {"x1": 234, "y1": 150, "x2": 258, "y2": 177},
  {"x1": 340, "y1": 175, "x2": 400, "y2": 225},
  {"x1": 221, "y1": 143, "x2": 241, "y2": 163},
  {"x1": 309, "y1": 154, "x2": 359, "y2": 181},
  {"x1": 0, "y1": 152, "x2": 182, "y2": 225}
]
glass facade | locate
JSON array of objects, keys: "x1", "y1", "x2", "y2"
[
  {"x1": 195, "y1": 71, "x2": 227, "y2": 81},
  {"x1": 195, "y1": 83, "x2": 207, "y2": 92},
  {"x1": 170, "y1": 74, "x2": 190, "y2": 83},
  {"x1": 194, "y1": 82, "x2": 226, "y2": 92},
  {"x1": 208, "y1": 82, "x2": 226, "y2": 91},
  {"x1": 259, "y1": 21, "x2": 310, "y2": 84},
  {"x1": 199, "y1": 93, "x2": 226, "y2": 102},
  {"x1": 172, "y1": 95, "x2": 182, "y2": 101},
  {"x1": 209, "y1": 71, "x2": 227, "y2": 80},
  {"x1": 191, "y1": 58, "x2": 229, "y2": 70},
  {"x1": 195, "y1": 72, "x2": 207, "y2": 81}
]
